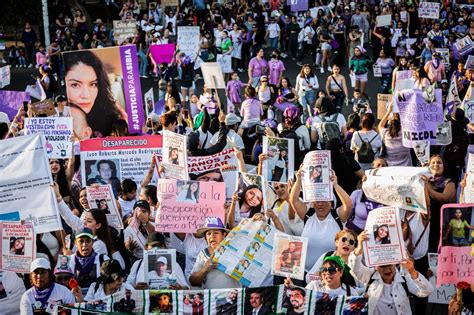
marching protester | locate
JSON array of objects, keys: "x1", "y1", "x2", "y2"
[{"x1": 0, "y1": 1, "x2": 473, "y2": 313}]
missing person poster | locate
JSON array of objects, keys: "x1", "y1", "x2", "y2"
[
  {"x1": 62, "y1": 45, "x2": 144, "y2": 135},
  {"x1": 363, "y1": 167, "x2": 430, "y2": 213},
  {"x1": 437, "y1": 204, "x2": 474, "y2": 286},
  {"x1": 80, "y1": 135, "x2": 163, "y2": 197},
  {"x1": 427, "y1": 253, "x2": 456, "y2": 304},
  {"x1": 396, "y1": 89, "x2": 444, "y2": 148},
  {"x1": 262, "y1": 136, "x2": 294, "y2": 183},
  {"x1": 235, "y1": 172, "x2": 266, "y2": 221},
  {"x1": 0, "y1": 221, "x2": 35, "y2": 273},
  {"x1": 302, "y1": 150, "x2": 332, "y2": 202},
  {"x1": 363, "y1": 206, "x2": 407, "y2": 267},
  {"x1": 271, "y1": 234, "x2": 308, "y2": 280},
  {"x1": 24, "y1": 117, "x2": 74, "y2": 158},
  {"x1": 413, "y1": 140, "x2": 430, "y2": 166},
  {"x1": 144, "y1": 88, "x2": 155, "y2": 120},
  {"x1": 213, "y1": 219, "x2": 275, "y2": 287},
  {"x1": 144, "y1": 248, "x2": 178, "y2": 289},
  {"x1": 155, "y1": 179, "x2": 226, "y2": 233},
  {"x1": 86, "y1": 185, "x2": 123, "y2": 230},
  {"x1": 0, "y1": 135, "x2": 61, "y2": 233},
  {"x1": 162, "y1": 130, "x2": 188, "y2": 180}
]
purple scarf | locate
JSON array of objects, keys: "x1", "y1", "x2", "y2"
[
  {"x1": 33, "y1": 283, "x2": 55, "y2": 308},
  {"x1": 75, "y1": 251, "x2": 97, "y2": 277},
  {"x1": 430, "y1": 176, "x2": 446, "y2": 190}
]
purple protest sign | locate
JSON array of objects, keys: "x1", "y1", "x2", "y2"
[
  {"x1": 0, "y1": 91, "x2": 31, "y2": 120},
  {"x1": 290, "y1": 0, "x2": 308, "y2": 12},
  {"x1": 120, "y1": 45, "x2": 145, "y2": 134},
  {"x1": 150, "y1": 44, "x2": 176, "y2": 64},
  {"x1": 396, "y1": 89, "x2": 443, "y2": 148}
]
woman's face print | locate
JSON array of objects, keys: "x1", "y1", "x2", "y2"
[
  {"x1": 245, "y1": 188, "x2": 263, "y2": 207},
  {"x1": 65, "y1": 62, "x2": 99, "y2": 114},
  {"x1": 98, "y1": 162, "x2": 112, "y2": 181}
]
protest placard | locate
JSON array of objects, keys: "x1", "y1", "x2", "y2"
[
  {"x1": 144, "y1": 248, "x2": 178, "y2": 289},
  {"x1": 302, "y1": 150, "x2": 332, "y2": 202},
  {"x1": 63, "y1": 45, "x2": 145, "y2": 135},
  {"x1": 30, "y1": 99, "x2": 56, "y2": 116},
  {"x1": 155, "y1": 179, "x2": 225, "y2": 233},
  {"x1": 213, "y1": 219, "x2": 275, "y2": 287},
  {"x1": 437, "y1": 204, "x2": 474, "y2": 286},
  {"x1": 446, "y1": 74, "x2": 462, "y2": 116},
  {"x1": 271, "y1": 234, "x2": 308, "y2": 280},
  {"x1": 0, "y1": 65, "x2": 11, "y2": 88},
  {"x1": 24, "y1": 117, "x2": 73, "y2": 158},
  {"x1": 396, "y1": 88, "x2": 444, "y2": 147},
  {"x1": 427, "y1": 253, "x2": 456, "y2": 304},
  {"x1": 162, "y1": 130, "x2": 188, "y2": 180},
  {"x1": 0, "y1": 90, "x2": 31, "y2": 120},
  {"x1": 86, "y1": 185, "x2": 123, "y2": 229},
  {"x1": 25, "y1": 78, "x2": 46, "y2": 101},
  {"x1": 149, "y1": 44, "x2": 175, "y2": 65},
  {"x1": 394, "y1": 70, "x2": 414, "y2": 92},
  {"x1": 377, "y1": 94, "x2": 393, "y2": 119},
  {"x1": 363, "y1": 206, "x2": 407, "y2": 267},
  {"x1": 144, "y1": 88, "x2": 155, "y2": 119},
  {"x1": 162, "y1": 0, "x2": 178, "y2": 6},
  {"x1": 435, "y1": 121, "x2": 452, "y2": 146},
  {"x1": 80, "y1": 135, "x2": 163, "y2": 197},
  {"x1": 234, "y1": 172, "x2": 266, "y2": 221},
  {"x1": 454, "y1": 35, "x2": 474, "y2": 56},
  {"x1": 418, "y1": 1, "x2": 440, "y2": 19},
  {"x1": 372, "y1": 64, "x2": 382, "y2": 78},
  {"x1": 435, "y1": 48, "x2": 450, "y2": 68},
  {"x1": 201, "y1": 62, "x2": 226, "y2": 89},
  {"x1": 290, "y1": 0, "x2": 308, "y2": 12},
  {"x1": 362, "y1": 167, "x2": 430, "y2": 213},
  {"x1": 113, "y1": 20, "x2": 137, "y2": 44},
  {"x1": 413, "y1": 140, "x2": 430, "y2": 166},
  {"x1": 466, "y1": 55, "x2": 474, "y2": 71},
  {"x1": 0, "y1": 135, "x2": 61, "y2": 233},
  {"x1": 177, "y1": 26, "x2": 200, "y2": 59},
  {"x1": 216, "y1": 54, "x2": 232, "y2": 74},
  {"x1": 0, "y1": 221, "x2": 35, "y2": 273},
  {"x1": 376, "y1": 14, "x2": 391, "y2": 27},
  {"x1": 262, "y1": 136, "x2": 294, "y2": 183}
]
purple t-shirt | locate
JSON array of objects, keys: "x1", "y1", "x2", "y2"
[
  {"x1": 226, "y1": 80, "x2": 245, "y2": 103},
  {"x1": 268, "y1": 59, "x2": 285, "y2": 86},
  {"x1": 241, "y1": 98, "x2": 263, "y2": 121},
  {"x1": 249, "y1": 57, "x2": 268, "y2": 78}
]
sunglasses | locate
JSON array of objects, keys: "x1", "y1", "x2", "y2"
[
  {"x1": 320, "y1": 267, "x2": 339, "y2": 274},
  {"x1": 341, "y1": 237, "x2": 355, "y2": 246}
]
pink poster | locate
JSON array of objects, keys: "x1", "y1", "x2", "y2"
[
  {"x1": 155, "y1": 179, "x2": 226, "y2": 233},
  {"x1": 150, "y1": 44, "x2": 176, "y2": 64},
  {"x1": 436, "y1": 203, "x2": 474, "y2": 286}
]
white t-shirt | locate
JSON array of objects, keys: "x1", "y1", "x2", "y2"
[
  {"x1": 311, "y1": 113, "x2": 347, "y2": 149},
  {"x1": 267, "y1": 23, "x2": 280, "y2": 38},
  {"x1": 295, "y1": 74, "x2": 319, "y2": 94},
  {"x1": 84, "y1": 282, "x2": 134, "y2": 302},
  {"x1": 0, "y1": 270, "x2": 26, "y2": 315},
  {"x1": 119, "y1": 198, "x2": 136, "y2": 218},
  {"x1": 169, "y1": 233, "x2": 207, "y2": 279},
  {"x1": 373, "y1": 283, "x2": 398, "y2": 315},
  {"x1": 210, "y1": 128, "x2": 245, "y2": 150},
  {"x1": 306, "y1": 280, "x2": 359, "y2": 295},
  {"x1": 272, "y1": 200, "x2": 304, "y2": 236},
  {"x1": 20, "y1": 283, "x2": 75, "y2": 315},
  {"x1": 124, "y1": 223, "x2": 147, "y2": 259},
  {"x1": 301, "y1": 209, "x2": 342, "y2": 271}
]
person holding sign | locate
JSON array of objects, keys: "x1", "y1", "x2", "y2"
[
  {"x1": 124, "y1": 200, "x2": 155, "y2": 260},
  {"x1": 348, "y1": 231, "x2": 433, "y2": 315},
  {"x1": 290, "y1": 168, "x2": 352, "y2": 271}
]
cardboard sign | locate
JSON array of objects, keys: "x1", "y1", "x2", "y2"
[
  {"x1": 30, "y1": 99, "x2": 56, "y2": 116},
  {"x1": 113, "y1": 20, "x2": 137, "y2": 43},
  {"x1": 162, "y1": 0, "x2": 178, "y2": 6},
  {"x1": 418, "y1": 1, "x2": 440, "y2": 19},
  {"x1": 376, "y1": 15, "x2": 392, "y2": 27},
  {"x1": 377, "y1": 94, "x2": 393, "y2": 119},
  {"x1": 201, "y1": 62, "x2": 226, "y2": 89}
]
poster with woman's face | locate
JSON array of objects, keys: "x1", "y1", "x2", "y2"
[
  {"x1": 176, "y1": 180, "x2": 200, "y2": 204},
  {"x1": 1, "y1": 222, "x2": 35, "y2": 273},
  {"x1": 235, "y1": 172, "x2": 266, "y2": 221},
  {"x1": 86, "y1": 184, "x2": 124, "y2": 229},
  {"x1": 62, "y1": 45, "x2": 144, "y2": 136},
  {"x1": 162, "y1": 130, "x2": 189, "y2": 180},
  {"x1": 441, "y1": 206, "x2": 474, "y2": 247}
]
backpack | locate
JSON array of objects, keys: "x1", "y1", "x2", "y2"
[
  {"x1": 304, "y1": 207, "x2": 343, "y2": 230},
  {"x1": 319, "y1": 114, "x2": 341, "y2": 149},
  {"x1": 356, "y1": 132, "x2": 378, "y2": 164},
  {"x1": 280, "y1": 126, "x2": 303, "y2": 169}
]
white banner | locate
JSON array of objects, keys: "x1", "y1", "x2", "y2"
[
  {"x1": 463, "y1": 154, "x2": 474, "y2": 203},
  {"x1": 302, "y1": 150, "x2": 333, "y2": 202},
  {"x1": 0, "y1": 135, "x2": 61, "y2": 233},
  {"x1": 24, "y1": 117, "x2": 73, "y2": 158},
  {"x1": 0, "y1": 65, "x2": 11, "y2": 88},
  {"x1": 362, "y1": 167, "x2": 430, "y2": 213},
  {"x1": 363, "y1": 206, "x2": 407, "y2": 267},
  {"x1": 177, "y1": 26, "x2": 200, "y2": 59}
]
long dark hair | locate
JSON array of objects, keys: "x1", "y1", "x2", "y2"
[
  {"x1": 90, "y1": 209, "x2": 115, "y2": 256},
  {"x1": 51, "y1": 159, "x2": 71, "y2": 198},
  {"x1": 185, "y1": 183, "x2": 199, "y2": 200},
  {"x1": 388, "y1": 114, "x2": 401, "y2": 138},
  {"x1": 63, "y1": 50, "x2": 120, "y2": 136},
  {"x1": 238, "y1": 184, "x2": 263, "y2": 218}
]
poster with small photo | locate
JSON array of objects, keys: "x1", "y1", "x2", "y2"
[
  {"x1": 1, "y1": 221, "x2": 36, "y2": 273},
  {"x1": 441, "y1": 206, "x2": 474, "y2": 247},
  {"x1": 271, "y1": 234, "x2": 308, "y2": 280},
  {"x1": 181, "y1": 290, "x2": 209, "y2": 315},
  {"x1": 302, "y1": 151, "x2": 333, "y2": 202},
  {"x1": 144, "y1": 248, "x2": 177, "y2": 289},
  {"x1": 84, "y1": 159, "x2": 122, "y2": 198},
  {"x1": 148, "y1": 290, "x2": 174, "y2": 314},
  {"x1": 235, "y1": 172, "x2": 266, "y2": 221},
  {"x1": 211, "y1": 289, "x2": 242, "y2": 315},
  {"x1": 176, "y1": 180, "x2": 200, "y2": 204},
  {"x1": 162, "y1": 130, "x2": 189, "y2": 180},
  {"x1": 86, "y1": 184, "x2": 123, "y2": 229},
  {"x1": 243, "y1": 287, "x2": 278, "y2": 315},
  {"x1": 262, "y1": 136, "x2": 294, "y2": 183}
]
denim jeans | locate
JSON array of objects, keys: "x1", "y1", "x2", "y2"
[
  {"x1": 299, "y1": 89, "x2": 316, "y2": 115},
  {"x1": 138, "y1": 50, "x2": 148, "y2": 76},
  {"x1": 269, "y1": 37, "x2": 279, "y2": 50}
]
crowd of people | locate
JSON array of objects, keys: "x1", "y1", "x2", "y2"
[{"x1": 1, "y1": 0, "x2": 474, "y2": 314}]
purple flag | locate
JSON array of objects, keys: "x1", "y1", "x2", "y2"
[
  {"x1": 119, "y1": 45, "x2": 145, "y2": 134},
  {"x1": 150, "y1": 44, "x2": 176, "y2": 65},
  {"x1": 291, "y1": 0, "x2": 308, "y2": 12},
  {"x1": 0, "y1": 91, "x2": 31, "y2": 120}
]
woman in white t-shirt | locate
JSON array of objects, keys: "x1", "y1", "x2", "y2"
[
  {"x1": 289, "y1": 168, "x2": 352, "y2": 271},
  {"x1": 310, "y1": 96, "x2": 347, "y2": 149},
  {"x1": 350, "y1": 113, "x2": 382, "y2": 170}
]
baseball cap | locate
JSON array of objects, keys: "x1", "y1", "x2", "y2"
[
  {"x1": 441, "y1": 79, "x2": 448, "y2": 84},
  {"x1": 225, "y1": 113, "x2": 241, "y2": 126},
  {"x1": 75, "y1": 227, "x2": 94, "y2": 240},
  {"x1": 30, "y1": 258, "x2": 51, "y2": 272},
  {"x1": 156, "y1": 256, "x2": 168, "y2": 265},
  {"x1": 133, "y1": 200, "x2": 150, "y2": 211}
]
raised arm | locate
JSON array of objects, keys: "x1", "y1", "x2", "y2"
[{"x1": 289, "y1": 167, "x2": 307, "y2": 220}]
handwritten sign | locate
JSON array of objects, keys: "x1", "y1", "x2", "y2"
[
  {"x1": 155, "y1": 179, "x2": 225, "y2": 233},
  {"x1": 113, "y1": 20, "x2": 137, "y2": 44},
  {"x1": 177, "y1": 26, "x2": 200, "y2": 59},
  {"x1": 24, "y1": 117, "x2": 73, "y2": 158},
  {"x1": 30, "y1": 99, "x2": 55, "y2": 116},
  {"x1": 418, "y1": 2, "x2": 440, "y2": 19}
]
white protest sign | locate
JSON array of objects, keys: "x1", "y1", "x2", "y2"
[
  {"x1": 0, "y1": 221, "x2": 36, "y2": 273},
  {"x1": 0, "y1": 65, "x2": 11, "y2": 88},
  {"x1": 418, "y1": 1, "x2": 440, "y2": 19},
  {"x1": 113, "y1": 20, "x2": 137, "y2": 44},
  {"x1": 454, "y1": 36, "x2": 474, "y2": 56},
  {"x1": 302, "y1": 150, "x2": 332, "y2": 202},
  {"x1": 271, "y1": 233, "x2": 308, "y2": 280},
  {"x1": 362, "y1": 167, "x2": 430, "y2": 213},
  {"x1": 373, "y1": 65, "x2": 382, "y2": 78},
  {"x1": 427, "y1": 253, "x2": 456, "y2": 304},
  {"x1": 144, "y1": 87, "x2": 155, "y2": 119},
  {"x1": 201, "y1": 62, "x2": 226, "y2": 89},
  {"x1": 0, "y1": 135, "x2": 61, "y2": 233},
  {"x1": 86, "y1": 185, "x2": 123, "y2": 230},
  {"x1": 376, "y1": 15, "x2": 391, "y2": 27},
  {"x1": 363, "y1": 206, "x2": 407, "y2": 267},
  {"x1": 24, "y1": 117, "x2": 73, "y2": 158},
  {"x1": 162, "y1": 130, "x2": 189, "y2": 180},
  {"x1": 216, "y1": 54, "x2": 232, "y2": 74},
  {"x1": 463, "y1": 154, "x2": 474, "y2": 203},
  {"x1": 177, "y1": 26, "x2": 200, "y2": 59},
  {"x1": 143, "y1": 248, "x2": 178, "y2": 289},
  {"x1": 435, "y1": 48, "x2": 450, "y2": 68},
  {"x1": 412, "y1": 140, "x2": 430, "y2": 166}
]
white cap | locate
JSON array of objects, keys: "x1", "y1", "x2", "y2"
[
  {"x1": 0, "y1": 112, "x2": 10, "y2": 126},
  {"x1": 30, "y1": 258, "x2": 51, "y2": 272},
  {"x1": 157, "y1": 256, "x2": 168, "y2": 265}
]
